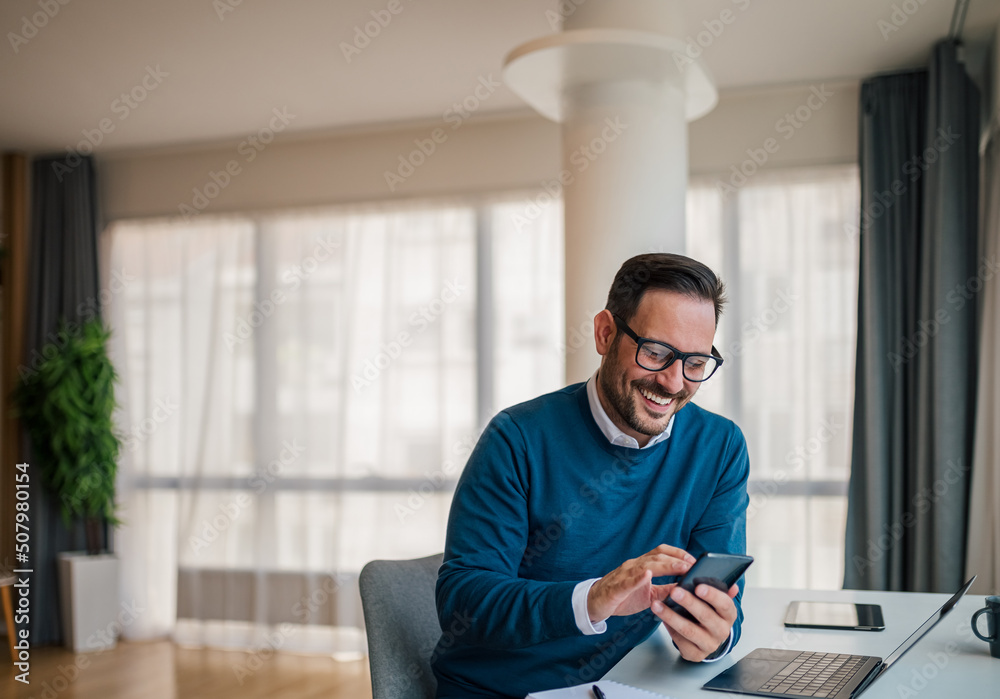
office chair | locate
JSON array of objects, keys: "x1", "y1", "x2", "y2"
[{"x1": 359, "y1": 553, "x2": 444, "y2": 699}]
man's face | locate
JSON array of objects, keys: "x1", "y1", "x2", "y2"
[{"x1": 595, "y1": 289, "x2": 717, "y2": 444}]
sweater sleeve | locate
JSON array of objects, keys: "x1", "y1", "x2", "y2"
[
  {"x1": 435, "y1": 412, "x2": 582, "y2": 649},
  {"x1": 685, "y1": 422, "x2": 751, "y2": 651}
]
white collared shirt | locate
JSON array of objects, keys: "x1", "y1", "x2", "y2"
[
  {"x1": 571, "y1": 372, "x2": 732, "y2": 661},
  {"x1": 585, "y1": 370, "x2": 674, "y2": 449}
]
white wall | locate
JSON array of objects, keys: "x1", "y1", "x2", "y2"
[
  {"x1": 99, "y1": 114, "x2": 561, "y2": 221},
  {"x1": 99, "y1": 80, "x2": 860, "y2": 221},
  {"x1": 689, "y1": 80, "x2": 858, "y2": 176}
]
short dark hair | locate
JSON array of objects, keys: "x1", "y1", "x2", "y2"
[{"x1": 605, "y1": 253, "x2": 727, "y2": 326}]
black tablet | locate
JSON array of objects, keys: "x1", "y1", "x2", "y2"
[{"x1": 783, "y1": 601, "x2": 885, "y2": 631}]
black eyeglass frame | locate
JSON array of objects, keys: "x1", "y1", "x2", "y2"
[{"x1": 611, "y1": 313, "x2": 724, "y2": 382}]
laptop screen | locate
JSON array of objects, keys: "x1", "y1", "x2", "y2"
[{"x1": 879, "y1": 577, "x2": 976, "y2": 672}]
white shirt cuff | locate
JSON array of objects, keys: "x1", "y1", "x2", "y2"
[
  {"x1": 700, "y1": 629, "x2": 734, "y2": 662},
  {"x1": 572, "y1": 578, "x2": 607, "y2": 635}
]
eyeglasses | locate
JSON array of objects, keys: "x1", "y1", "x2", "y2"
[{"x1": 612, "y1": 314, "x2": 724, "y2": 382}]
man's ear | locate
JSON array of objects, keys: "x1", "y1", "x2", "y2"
[{"x1": 594, "y1": 310, "x2": 617, "y2": 357}]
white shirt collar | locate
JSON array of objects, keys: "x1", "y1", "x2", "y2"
[{"x1": 585, "y1": 370, "x2": 674, "y2": 450}]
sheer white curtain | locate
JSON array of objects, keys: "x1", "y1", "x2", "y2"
[
  {"x1": 110, "y1": 217, "x2": 254, "y2": 642},
  {"x1": 107, "y1": 197, "x2": 562, "y2": 653},
  {"x1": 687, "y1": 166, "x2": 860, "y2": 590},
  {"x1": 490, "y1": 200, "x2": 566, "y2": 412},
  {"x1": 967, "y1": 123, "x2": 1000, "y2": 595},
  {"x1": 106, "y1": 169, "x2": 859, "y2": 655}
]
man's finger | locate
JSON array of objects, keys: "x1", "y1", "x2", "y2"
[
  {"x1": 610, "y1": 568, "x2": 651, "y2": 603},
  {"x1": 650, "y1": 599, "x2": 714, "y2": 652},
  {"x1": 652, "y1": 601, "x2": 715, "y2": 655},
  {"x1": 646, "y1": 544, "x2": 695, "y2": 564},
  {"x1": 693, "y1": 584, "x2": 738, "y2": 624},
  {"x1": 633, "y1": 568, "x2": 654, "y2": 589},
  {"x1": 651, "y1": 582, "x2": 676, "y2": 600},
  {"x1": 666, "y1": 586, "x2": 723, "y2": 635},
  {"x1": 663, "y1": 623, "x2": 706, "y2": 662},
  {"x1": 642, "y1": 554, "x2": 692, "y2": 577},
  {"x1": 665, "y1": 586, "x2": 733, "y2": 644}
]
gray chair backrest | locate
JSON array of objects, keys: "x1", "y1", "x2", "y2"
[{"x1": 360, "y1": 553, "x2": 444, "y2": 699}]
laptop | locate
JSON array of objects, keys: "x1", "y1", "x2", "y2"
[{"x1": 703, "y1": 576, "x2": 976, "y2": 698}]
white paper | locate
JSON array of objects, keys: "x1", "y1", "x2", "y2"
[{"x1": 527, "y1": 680, "x2": 677, "y2": 699}]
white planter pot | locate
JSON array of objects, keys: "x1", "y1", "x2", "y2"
[{"x1": 57, "y1": 552, "x2": 120, "y2": 653}]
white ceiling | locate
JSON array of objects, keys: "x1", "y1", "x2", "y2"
[{"x1": 1, "y1": 0, "x2": 998, "y2": 153}]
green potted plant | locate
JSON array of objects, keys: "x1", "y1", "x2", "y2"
[{"x1": 14, "y1": 317, "x2": 124, "y2": 652}]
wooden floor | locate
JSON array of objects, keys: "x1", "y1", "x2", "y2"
[{"x1": 0, "y1": 640, "x2": 373, "y2": 698}]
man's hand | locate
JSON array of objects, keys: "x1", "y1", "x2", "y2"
[
  {"x1": 650, "y1": 582, "x2": 739, "y2": 662},
  {"x1": 587, "y1": 544, "x2": 696, "y2": 622}
]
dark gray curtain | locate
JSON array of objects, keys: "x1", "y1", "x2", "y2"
[
  {"x1": 845, "y1": 41, "x2": 980, "y2": 592},
  {"x1": 24, "y1": 153, "x2": 103, "y2": 644}
]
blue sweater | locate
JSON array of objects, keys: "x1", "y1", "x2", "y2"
[{"x1": 432, "y1": 382, "x2": 750, "y2": 698}]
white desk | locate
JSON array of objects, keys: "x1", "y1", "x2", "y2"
[{"x1": 605, "y1": 587, "x2": 1000, "y2": 698}]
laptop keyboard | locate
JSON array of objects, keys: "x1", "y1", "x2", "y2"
[{"x1": 758, "y1": 651, "x2": 870, "y2": 697}]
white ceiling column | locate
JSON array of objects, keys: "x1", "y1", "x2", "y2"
[{"x1": 503, "y1": 0, "x2": 718, "y2": 382}]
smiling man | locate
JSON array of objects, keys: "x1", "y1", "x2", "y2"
[{"x1": 432, "y1": 254, "x2": 750, "y2": 699}]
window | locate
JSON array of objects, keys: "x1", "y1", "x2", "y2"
[
  {"x1": 109, "y1": 169, "x2": 858, "y2": 650},
  {"x1": 106, "y1": 196, "x2": 563, "y2": 647},
  {"x1": 687, "y1": 166, "x2": 861, "y2": 589}
]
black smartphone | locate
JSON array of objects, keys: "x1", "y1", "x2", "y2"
[{"x1": 664, "y1": 552, "x2": 753, "y2": 623}]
